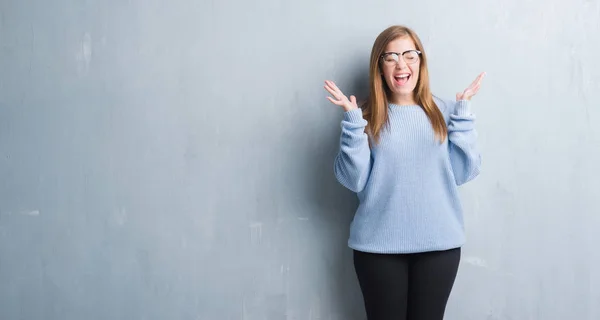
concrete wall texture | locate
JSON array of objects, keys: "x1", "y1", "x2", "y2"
[{"x1": 1, "y1": 0, "x2": 599, "y2": 319}]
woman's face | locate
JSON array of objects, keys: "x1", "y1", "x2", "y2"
[{"x1": 380, "y1": 37, "x2": 421, "y2": 104}]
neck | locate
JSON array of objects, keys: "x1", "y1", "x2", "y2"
[{"x1": 390, "y1": 93, "x2": 417, "y2": 106}]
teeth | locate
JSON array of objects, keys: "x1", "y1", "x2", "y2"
[{"x1": 395, "y1": 74, "x2": 410, "y2": 79}]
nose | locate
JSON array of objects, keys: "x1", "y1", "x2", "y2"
[{"x1": 396, "y1": 57, "x2": 408, "y2": 69}]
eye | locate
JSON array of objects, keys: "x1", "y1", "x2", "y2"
[
  {"x1": 381, "y1": 53, "x2": 397, "y2": 63},
  {"x1": 404, "y1": 51, "x2": 417, "y2": 60}
]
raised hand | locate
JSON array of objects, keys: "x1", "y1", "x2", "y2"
[
  {"x1": 456, "y1": 72, "x2": 486, "y2": 101},
  {"x1": 324, "y1": 80, "x2": 358, "y2": 112}
]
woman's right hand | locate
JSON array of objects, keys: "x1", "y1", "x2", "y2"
[{"x1": 324, "y1": 80, "x2": 358, "y2": 112}]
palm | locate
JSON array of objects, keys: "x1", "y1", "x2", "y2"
[{"x1": 457, "y1": 72, "x2": 486, "y2": 101}]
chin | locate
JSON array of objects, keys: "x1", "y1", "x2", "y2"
[
  {"x1": 396, "y1": 88, "x2": 414, "y2": 95},
  {"x1": 392, "y1": 87, "x2": 416, "y2": 96}
]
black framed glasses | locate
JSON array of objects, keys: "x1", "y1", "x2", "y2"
[{"x1": 381, "y1": 50, "x2": 421, "y2": 65}]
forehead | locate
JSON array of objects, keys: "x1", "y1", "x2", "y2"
[{"x1": 384, "y1": 37, "x2": 416, "y2": 52}]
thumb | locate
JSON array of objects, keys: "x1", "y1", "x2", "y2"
[{"x1": 350, "y1": 95, "x2": 357, "y2": 105}]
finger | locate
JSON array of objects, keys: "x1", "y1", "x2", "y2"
[
  {"x1": 324, "y1": 81, "x2": 338, "y2": 94},
  {"x1": 324, "y1": 80, "x2": 335, "y2": 90},
  {"x1": 328, "y1": 80, "x2": 340, "y2": 91},
  {"x1": 467, "y1": 77, "x2": 479, "y2": 89},
  {"x1": 467, "y1": 73, "x2": 484, "y2": 90},
  {"x1": 456, "y1": 92, "x2": 461, "y2": 101},
  {"x1": 463, "y1": 86, "x2": 474, "y2": 97},
  {"x1": 470, "y1": 81, "x2": 482, "y2": 94},
  {"x1": 324, "y1": 81, "x2": 342, "y2": 96},
  {"x1": 325, "y1": 80, "x2": 337, "y2": 91},
  {"x1": 328, "y1": 81, "x2": 344, "y2": 96},
  {"x1": 324, "y1": 85, "x2": 339, "y2": 98},
  {"x1": 350, "y1": 95, "x2": 357, "y2": 105},
  {"x1": 473, "y1": 72, "x2": 486, "y2": 87},
  {"x1": 467, "y1": 78, "x2": 480, "y2": 91},
  {"x1": 474, "y1": 72, "x2": 485, "y2": 90},
  {"x1": 327, "y1": 96, "x2": 343, "y2": 106}
]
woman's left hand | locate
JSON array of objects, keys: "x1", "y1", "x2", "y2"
[{"x1": 456, "y1": 72, "x2": 486, "y2": 101}]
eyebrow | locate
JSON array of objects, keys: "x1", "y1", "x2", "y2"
[{"x1": 382, "y1": 49, "x2": 420, "y2": 54}]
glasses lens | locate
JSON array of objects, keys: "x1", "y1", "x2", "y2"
[
  {"x1": 383, "y1": 53, "x2": 399, "y2": 64},
  {"x1": 404, "y1": 51, "x2": 419, "y2": 63},
  {"x1": 383, "y1": 52, "x2": 419, "y2": 65}
]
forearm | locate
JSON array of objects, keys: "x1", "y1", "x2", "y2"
[
  {"x1": 333, "y1": 109, "x2": 373, "y2": 192},
  {"x1": 447, "y1": 100, "x2": 481, "y2": 185}
]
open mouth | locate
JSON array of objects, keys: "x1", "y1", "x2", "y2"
[{"x1": 394, "y1": 74, "x2": 411, "y2": 86}]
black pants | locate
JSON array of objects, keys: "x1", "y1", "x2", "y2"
[{"x1": 353, "y1": 247, "x2": 461, "y2": 320}]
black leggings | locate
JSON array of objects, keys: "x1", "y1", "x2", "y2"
[{"x1": 353, "y1": 247, "x2": 461, "y2": 320}]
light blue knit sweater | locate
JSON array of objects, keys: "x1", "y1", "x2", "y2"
[{"x1": 334, "y1": 96, "x2": 481, "y2": 254}]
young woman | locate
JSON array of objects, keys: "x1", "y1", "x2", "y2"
[{"x1": 324, "y1": 25, "x2": 484, "y2": 320}]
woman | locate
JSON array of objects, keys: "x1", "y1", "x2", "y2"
[{"x1": 324, "y1": 25, "x2": 484, "y2": 320}]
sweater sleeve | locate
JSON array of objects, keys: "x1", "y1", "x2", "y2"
[
  {"x1": 333, "y1": 108, "x2": 373, "y2": 193},
  {"x1": 447, "y1": 100, "x2": 482, "y2": 185}
]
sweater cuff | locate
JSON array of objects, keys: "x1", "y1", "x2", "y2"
[
  {"x1": 454, "y1": 100, "x2": 473, "y2": 116},
  {"x1": 343, "y1": 108, "x2": 366, "y2": 123}
]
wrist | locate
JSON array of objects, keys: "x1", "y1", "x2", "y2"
[
  {"x1": 344, "y1": 105, "x2": 358, "y2": 112},
  {"x1": 343, "y1": 108, "x2": 364, "y2": 123},
  {"x1": 454, "y1": 100, "x2": 472, "y2": 116}
]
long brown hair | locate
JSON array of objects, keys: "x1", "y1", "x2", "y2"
[{"x1": 362, "y1": 25, "x2": 447, "y2": 144}]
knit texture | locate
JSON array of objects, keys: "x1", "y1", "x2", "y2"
[{"x1": 334, "y1": 96, "x2": 481, "y2": 254}]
